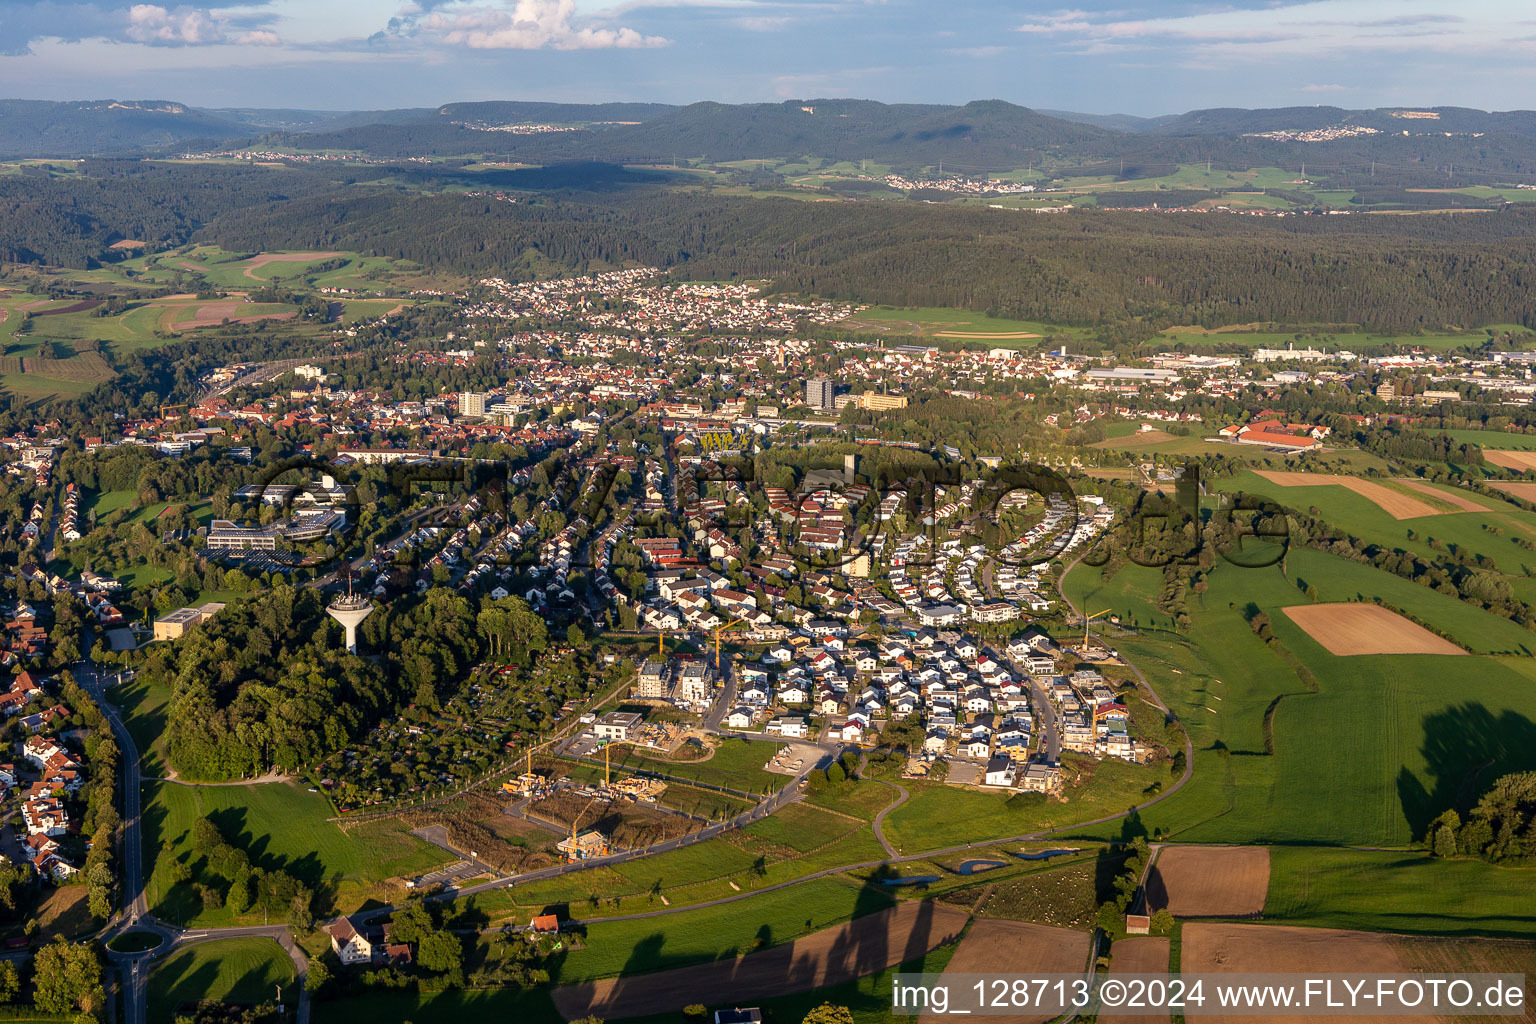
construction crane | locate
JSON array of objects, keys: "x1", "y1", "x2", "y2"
[
  {"x1": 159, "y1": 403, "x2": 188, "y2": 420},
  {"x1": 602, "y1": 738, "x2": 641, "y2": 787},
  {"x1": 713, "y1": 617, "x2": 747, "y2": 670},
  {"x1": 1082, "y1": 607, "x2": 1112, "y2": 649},
  {"x1": 564, "y1": 795, "x2": 602, "y2": 861}
]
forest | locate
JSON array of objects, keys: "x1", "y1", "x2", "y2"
[{"x1": 204, "y1": 183, "x2": 1536, "y2": 331}]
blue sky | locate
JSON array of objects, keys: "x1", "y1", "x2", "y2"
[{"x1": 1, "y1": 0, "x2": 1533, "y2": 114}]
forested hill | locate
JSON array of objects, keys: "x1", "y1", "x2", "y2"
[
  {"x1": 201, "y1": 186, "x2": 1536, "y2": 332},
  {"x1": 13, "y1": 96, "x2": 1536, "y2": 173}
]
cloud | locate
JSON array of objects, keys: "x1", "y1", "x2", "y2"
[
  {"x1": 394, "y1": 0, "x2": 667, "y2": 49},
  {"x1": 0, "y1": 1, "x2": 280, "y2": 53},
  {"x1": 1012, "y1": 1, "x2": 1536, "y2": 66},
  {"x1": 125, "y1": 4, "x2": 279, "y2": 45},
  {"x1": 1300, "y1": 82, "x2": 1346, "y2": 91}
]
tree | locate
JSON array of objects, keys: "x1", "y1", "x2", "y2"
[
  {"x1": 0, "y1": 961, "x2": 17, "y2": 1004},
  {"x1": 419, "y1": 930, "x2": 464, "y2": 984},
  {"x1": 683, "y1": 1005, "x2": 708, "y2": 1021},
  {"x1": 1149, "y1": 909, "x2": 1175, "y2": 935},
  {"x1": 801, "y1": 1004, "x2": 855, "y2": 1024},
  {"x1": 32, "y1": 938, "x2": 105, "y2": 1017},
  {"x1": 305, "y1": 958, "x2": 330, "y2": 994}
]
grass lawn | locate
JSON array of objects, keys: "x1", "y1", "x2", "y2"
[
  {"x1": 1080, "y1": 551, "x2": 1536, "y2": 848},
  {"x1": 143, "y1": 780, "x2": 448, "y2": 925},
  {"x1": 87, "y1": 488, "x2": 138, "y2": 518},
  {"x1": 1264, "y1": 847, "x2": 1536, "y2": 938},
  {"x1": 147, "y1": 938, "x2": 295, "y2": 1021},
  {"x1": 110, "y1": 675, "x2": 174, "y2": 774}
]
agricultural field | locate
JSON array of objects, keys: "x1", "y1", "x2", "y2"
[
  {"x1": 147, "y1": 937, "x2": 296, "y2": 1022},
  {"x1": 1145, "y1": 846, "x2": 1269, "y2": 917},
  {"x1": 1076, "y1": 548, "x2": 1536, "y2": 848},
  {"x1": 1263, "y1": 847, "x2": 1536, "y2": 938},
  {"x1": 142, "y1": 779, "x2": 448, "y2": 925},
  {"x1": 1218, "y1": 468, "x2": 1536, "y2": 581}
]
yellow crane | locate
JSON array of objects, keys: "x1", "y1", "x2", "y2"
[
  {"x1": 1082, "y1": 607, "x2": 1112, "y2": 649},
  {"x1": 713, "y1": 616, "x2": 747, "y2": 670},
  {"x1": 565, "y1": 794, "x2": 603, "y2": 861},
  {"x1": 602, "y1": 738, "x2": 641, "y2": 787},
  {"x1": 159, "y1": 403, "x2": 188, "y2": 420}
]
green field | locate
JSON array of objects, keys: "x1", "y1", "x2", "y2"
[
  {"x1": 1218, "y1": 469, "x2": 1536, "y2": 597},
  {"x1": 882, "y1": 756, "x2": 1163, "y2": 851},
  {"x1": 485, "y1": 801, "x2": 886, "y2": 913},
  {"x1": 596, "y1": 735, "x2": 786, "y2": 794},
  {"x1": 111, "y1": 675, "x2": 173, "y2": 774},
  {"x1": 1063, "y1": 560, "x2": 1178, "y2": 632},
  {"x1": 1264, "y1": 847, "x2": 1536, "y2": 938},
  {"x1": 842, "y1": 305, "x2": 1091, "y2": 342},
  {"x1": 147, "y1": 937, "x2": 296, "y2": 1021},
  {"x1": 1075, "y1": 549, "x2": 1536, "y2": 847},
  {"x1": 1158, "y1": 328, "x2": 1491, "y2": 352},
  {"x1": 553, "y1": 876, "x2": 893, "y2": 983},
  {"x1": 1443, "y1": 429, "x2": 1536, "y2": 451},
  {"x1": 143, "y1": 780, "x2": 448, "y2": 924}
]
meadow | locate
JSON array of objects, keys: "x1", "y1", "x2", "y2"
[
  {"x1": 142, "y1": 779, "x2": 447, "y2": 925},
  {"x1": 147, "y1": 938, "x2": 296, "y2": 1021},
  {"x1": 1063, "y1": 560, "x2": 1178, "y2": 632},
  {"x1": 596, "y1": 735, "x2": 786, "y2": 795}
]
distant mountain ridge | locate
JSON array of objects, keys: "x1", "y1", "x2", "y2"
[{"x1": 7, "y1": 96, "x2": 1536, "y2": 166}]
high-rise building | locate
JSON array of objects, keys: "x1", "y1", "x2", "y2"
[
  {"x1": 805, "y1": 378, "x2": 835, "y2": 411},
  {"x1": 458, "y1": 391, "x2": 486, "y2": 417}
]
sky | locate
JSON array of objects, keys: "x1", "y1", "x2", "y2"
[{"x1": 1, "y1": 0, "x2": 1535, "y2": 114}]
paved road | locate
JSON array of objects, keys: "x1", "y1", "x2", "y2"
[
  {"x1": 869, "y1": 780, "x2": 910, "y2": 858},
  {"x1": 73, "y1": 545, "x2": 1192, "y2": 1023}
]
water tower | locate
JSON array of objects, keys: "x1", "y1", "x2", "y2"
[{"x1": 327, "y1": 576, "x2": 373, "y2": 654}]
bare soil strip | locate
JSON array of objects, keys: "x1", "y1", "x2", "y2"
[
  {"x1": 1391, "y1": 479, "x2": 1487, "y2": 512},
  {"x1": 1280, "y1": 603, "x2": 1465, "y2": 656},
  {"x1": 1491, "y1": 481, "x2": 1536, "y2": 503},
  {"x1": 1254, "y1": 471, "x2": 1446, "y2": 519},
  {"x1": 241, "y1": 251, "x2": 345, "y2": 279},
  {"x1": 552, "y1": 901, "x2": 970, "y2": 1021},
  {"x1": 1484, "y1": 450, "x2": 1536, "y2": 472}
]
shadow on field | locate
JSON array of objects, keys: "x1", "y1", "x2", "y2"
[{"x1": 1397, "y1": 702, "x2": 1536, "y2": 837}]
